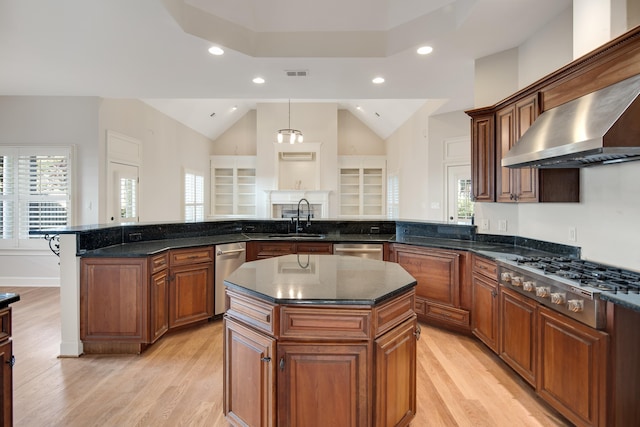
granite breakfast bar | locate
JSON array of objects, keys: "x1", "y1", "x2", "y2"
[{"x1": 222, "y1": 254, "x2": 418, "y2": 427}]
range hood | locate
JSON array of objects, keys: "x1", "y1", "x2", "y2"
[{"x1": 502, "y1": 74, "x2": 640, "y2": 168}]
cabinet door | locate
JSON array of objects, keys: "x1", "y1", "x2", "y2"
[
  {"x1": 374, "y1": 316, "x2": 417, "y2": 427},
  {"x1": 496, "y1": 106, "x2": 516, "y2": 202},
  {"x1": 471, "y1": 273, "x2": 499, "y2": 353},
  {"x1": 224, "y1": 317, "x2": 275, "y2": 427},
  {"x1": 277, "y1": 342, "x2": 369, "y2": 427},
  {"x1": 537, "y1": 306, "x2": 608, "y2": 427},
  {"x1": 0, "y1": 340, "x2": 12, "y2": 427},
  {"x1": 169, "y1": 262, "x2": 214, "y2": 329},
  {"x1": 499, "y1": 287, "x2": 536, "y2": 386},
  {"x1": 80, "y1": 258, "x2": 148, "y2": 342},
  {"x1": 470, "y1": 114, "x2": 495, "y2": 202},
  {"x1": 514, "y1": 96, "x2": 539, "y2": 202},
  {"x1": 391, "y1": 245, "x2": 460, "y2": 306},
  {"x1": 149, "y1": 269, "x2": 169, "y2": 343}
]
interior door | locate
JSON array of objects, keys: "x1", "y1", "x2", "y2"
[
  {"x1": 446, "y1": 164, "x2": 473, "y2": 224},
  {"x1": 107, "y1": 161, "x2": 139, "y2": 223}
]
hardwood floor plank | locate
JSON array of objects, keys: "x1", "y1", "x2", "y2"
[{"x1": 3, "y1": 287, "x2": 570, "y2": 426}]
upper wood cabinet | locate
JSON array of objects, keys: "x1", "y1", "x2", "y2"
[{"x1": 470, "y1": 113, "x2": 495, "y2": 202}]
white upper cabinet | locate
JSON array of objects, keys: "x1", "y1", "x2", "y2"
[
  {"x1": 210, "y1": 156, "x2": 257, "y2": 217},
  {"x1": 338, "y1": 156, "x2": 386, "y2": 217}
]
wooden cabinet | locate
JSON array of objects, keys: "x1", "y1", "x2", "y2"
[
  {"x1": 168, "y1": 247, "x2": 214, "y2": 329},
  {"x1": 224, "y1": 287, "x2": 417, "y2": 427},
  {"x1": 224, "y1": 317, "x2": 276, "y2": 427},
  {"x1": 374, "y1": 316, "x2": 417, "y2": 427},
  {"x1": 471, "y1": 256, "x2": 499, "y2": 352},
  {"x1": 390, "y1": 244, "x2": 469, "y2": 331},
  {"x1": 0, "y1": 308, "x2": 14, "y2": 427},
  {"x1": 467, "y1": 94, "x2": 579, "y2": 203},
  {"x1": 80, "y1": 258, "x2": 148, "y2": 345},
  {"x1": 537, "y1": 306, "x2": 608, "y2": 427},
  {"x1": 470, "y1": 113, "x2": 495, "y2": 202},
  {"x1": 80, "y1": 246, "x2": 214, "y2": 353},
  {"x1": 149, "y1": 252, "x2": 169, "y2": 343},
  {"x1": 499, "y1": 286, "x2": 537, "y2": 386},
  {"x1": 246, "y1": 241, "x2": 333, "y2": 261},
  {"x1": 277, "y1": 342, "x2": 370, "y2": 426}
]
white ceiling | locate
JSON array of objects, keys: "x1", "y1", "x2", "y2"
[{"x1": 0, "y1": 0, "x2": 571, "y2": 140}]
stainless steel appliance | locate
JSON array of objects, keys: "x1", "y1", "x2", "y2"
[
  {"x1": 333, "y1": 243, "x2": 384, "y2": 261},
  {"x1": 214, "y1": 242, "x2": 246, "y2": 315},
  {"x1": 496, "y1": 256, "x2": 640, "y2": 330}
]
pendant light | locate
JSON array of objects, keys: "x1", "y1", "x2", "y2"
[{"x1": 277, "y1": 99, "x2": 303, "y2": 144}]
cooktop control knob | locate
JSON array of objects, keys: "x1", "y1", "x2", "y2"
[
  {"x1": 568, "y1": 299, "x2": 584, "y2": 313},
  {"x1": 512, "y1": 276, "x2": 523, "y2": 287},
  {"x1": 535, "y1": 286, "x2": 551, "y2": 298},
  {"x1": 523, "y1": 281, "x2": 535, "y2": 292},
  {"x1": 550, "y1": 292, "x2": 566, "y2": 305},
  {"x1": 500, "y1": 272, "x2": 512, "y2": 282}
]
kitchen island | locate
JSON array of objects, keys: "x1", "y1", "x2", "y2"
[{"x1": 223, "y1": 254, "x2": 418, "y2": 427}]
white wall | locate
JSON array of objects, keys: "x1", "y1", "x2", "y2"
[
  {"x1": 211, "y1": 109, "x2": 257, "y2": 156},
  {"x1": 99, "y1": 99, "x2": 213, "y2": 223},
  {"x1": 0, "y1": 96, "x2": 101, "y2": 285},
  {"x1": 337, "y1": 109, "x2": 386, "y2": 155},
  {"x1": 255, "y1": 102, "x2": 339, "y2": 217}
]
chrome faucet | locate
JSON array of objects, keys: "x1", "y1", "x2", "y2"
[{"x1": 294, "y1": 198, "x2": 311, "y2": 233}]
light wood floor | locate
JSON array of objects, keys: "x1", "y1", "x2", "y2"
[{"x1": 5, "y1": 287, "x2": 570, "y2": 427}]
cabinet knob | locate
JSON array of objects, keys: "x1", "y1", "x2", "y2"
[
  {"x1": 279, "y1": 357, "x2": 285, "y2": 371},
  {"x1": 6, "y1": 355, "x2": 15, "y2": 367},
  {"x1": 491, "y1": 290, "x2": 498, "y2": 298},
  {"x1": 260, "y1": 356, "x2": 271, "y2": 363},
  {"x1": 414, "y1": 324, "x2": 421, "y2": 341}
]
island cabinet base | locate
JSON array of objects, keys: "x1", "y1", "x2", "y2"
[{"x1": 224, "y1": 288, "x2": 418, "y2": 427}]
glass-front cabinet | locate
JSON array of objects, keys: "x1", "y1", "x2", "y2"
[
  {"x1": 210, "y1": 156, "x2": 257, "y2": 217},
  {"x1": 338, "y1": 156, "x2": 386, "y2": 217}
]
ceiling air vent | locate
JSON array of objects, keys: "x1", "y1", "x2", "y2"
[{"x1": 285, "y1": 70, "x2": 309, "y2": 77}]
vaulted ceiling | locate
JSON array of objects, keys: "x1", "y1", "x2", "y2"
[{"x1": 0, "y1": 0, "x2": 571, "y2": 140}]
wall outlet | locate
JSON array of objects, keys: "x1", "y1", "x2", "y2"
[
  {"x1": 498, "y1": 219, "x2": 507, "y2": 232},
  {"x1": 480, "y1": 219, "x2": 489, "y2": 231},
  {"x1": 568, "y1": 227, "x2": 577, "y2": 242}
]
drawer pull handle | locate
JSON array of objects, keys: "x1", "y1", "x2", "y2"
[{"x1": 279, "y1": 357, "x2": 285, "y2": 371}]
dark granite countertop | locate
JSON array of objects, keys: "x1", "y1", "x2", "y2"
[
  {"x1": 0, "y1": 293, "x2": 20, "y2": 309},
  {"x1": 224, "y1": 254, "x2": 417, "y2": 306}
]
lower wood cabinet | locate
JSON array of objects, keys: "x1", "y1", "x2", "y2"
[
  {"x1": 537, "y1": 306, "x2": 608, "y2": 427},
  {"x1": 80, "y1": 246, "x2": 214, "y2": 353},
  {"x1": 471, "y1": 268, "x2": 499, "y2": 352},
  {"x1": 499, "y1": 286, "x2": 537, "y2": 386},
  {"x1": 246, "y1": 241, "x2": 333, "y2": 261},
  {"x1": 390, "y1": 244, "x2": 469, "y2": 332},
  {"x1": 0, "y1": 308, "x2": 14, "y2": 427},
  {"x1": 224, "y1": 288, "x2": 418, "y2": 427}
]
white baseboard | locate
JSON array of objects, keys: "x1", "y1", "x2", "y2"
[{"x1": 0, "y1": 277, "x2": 60, "y2": 287}]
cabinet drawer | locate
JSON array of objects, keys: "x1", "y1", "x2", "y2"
[
  {"x1": 374, "y1": 290, "x2": 415, "y2": 337},
  {"x1": 424, "y1": 301, "x2": 470, "y2": 327},
  {"x1": 473, "y1": 255, "x2": 498, "y2": 280},
  {"x1": 169, "y1": 247, "x2": 213, "y2": 266},
  {"x1": 281, "y1": 306, "x2": 370, "y2": 340},
  {"x1": 0, "y1": 308, "x2": 10, "y2": 342},
  {"x1": 295, "y1": 242, "x2": 333, "y2": 254},
  {"x1": 149, "y1": 252, "x2": 169, "y2": 274},
  {"x1": 226, "y1": 289, "x2": 278, "y2": 336}
]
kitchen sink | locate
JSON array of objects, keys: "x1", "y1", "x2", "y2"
[{"x1": 268, "y1": 233, "x2": 326, "y2": 239}]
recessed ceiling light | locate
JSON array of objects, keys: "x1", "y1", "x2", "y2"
[
  {"x1": 417, "y1": 46, "x2": 433, "y2": 55},
  {"x1": 208, "y1": 46, "x2": 224, "y2": 56},
  {"x1": 356, "y1": 105, "x2": 362, "y2": 111},
  {"x1": 372, "y1": 77, "x2": 385, "y2": 84},
  {"x1": 253, "y1": 77, "x2": 265, "y2": 84},
  {"x1": 231, "y1": 106, "x2": 238, "y2": 111}
]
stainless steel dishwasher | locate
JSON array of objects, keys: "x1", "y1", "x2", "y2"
[
  {"x1": 333, "y1": 243, "x2": 384, "y2": 260},
  {"x1": 214, "y1": 242, "x2": 246, "y2": 315}
]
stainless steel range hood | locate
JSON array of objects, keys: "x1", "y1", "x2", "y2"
[{"x1": 502, "y1": 74, "x2": 640, "y2": 168}]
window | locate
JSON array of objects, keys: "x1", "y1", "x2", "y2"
[
  {"x1": 185, "y1": 171, "x2": 204, "y2": 222},
  {"x1": 456, "y1": 178, "x2": 474, "y2": 223},
  {"x1": 0, "y1": 146, "x2": 72, "y2": 248}
]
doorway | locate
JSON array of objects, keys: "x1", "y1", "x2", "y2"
[
  {"x1": 446, "y1": 164, "x2": 473, "y2": 224},
  {"x1": 107, "y1": 161, "x2": 139, "y2": 223}
]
